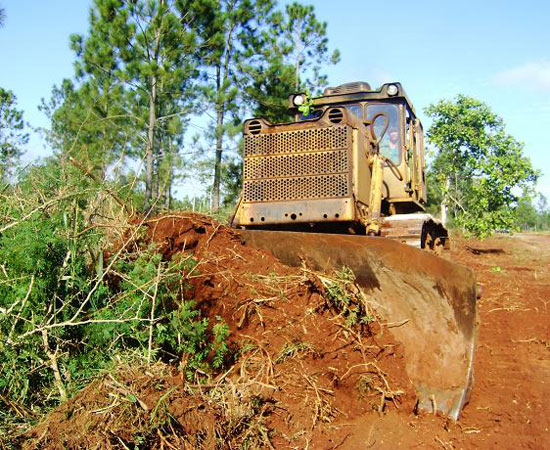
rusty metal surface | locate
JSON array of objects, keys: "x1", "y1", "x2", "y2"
[
  {"x1": 244, "y1": 125, "x2": 349, "y2": 156},
  {"x1": 243, "y1": 174, "x2": 351, "y2": 203},
  {"x1": 243, "y1": 125, "x2": 352, "y2": 204},
  {"x1": 238, "y1": 229, "x2": 478, "y2": 420},
  {"x1": 244, "y1": 149, "x2": 349, "y2": 179},
  {"x1": 237, "y1": 198, "x2": 355, "y2": 225}
]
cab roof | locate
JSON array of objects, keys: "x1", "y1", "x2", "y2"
[{"x1": 289, "y1": 82, "x2": 417, "y2": 118}]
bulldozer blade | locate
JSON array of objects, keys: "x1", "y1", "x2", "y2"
[{"x1": 237, "y1": 229, "x2": 478, "y2": 420}]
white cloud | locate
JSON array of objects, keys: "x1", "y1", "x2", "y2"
[{"x1": 493, "y1": 60, "x2": 550, "y2": 92}]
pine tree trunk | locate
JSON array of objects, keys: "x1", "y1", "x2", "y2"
[
  {"x1": 294, "y1": 25, "x2": 302, "y2": 90},
  {"x1": 211, "y1": 60, "x2": 225, "y2": 211},
  {"x1": 144, "y1": 9, "x2": 163, "y2": 212},
  {"x1": 212, "y1": 106, "x2": 224, "y2": 211},
  {"x1": 166, "y1": 139, "x2": 173, "y2": 209},
  {"x1": 211, "y1": 14, "x2": 236, "y2": 211},
  {"x1": 145, "y1": 79, "x2": 157, "y2": 211},
  {"x1": 154, "y1": 136, "x2": 162, "y2": 206},
  {"x1": 295, "y1": 57, "x2": 300, "y2": 91}
]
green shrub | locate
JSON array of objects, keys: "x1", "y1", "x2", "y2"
[{"x1": 0, "y1": 162, "x2": 232, "y2": 431}]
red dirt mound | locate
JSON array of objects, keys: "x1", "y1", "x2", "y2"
[{"x1": 24, "y1": 213, "x2": 412, "y2": 449}]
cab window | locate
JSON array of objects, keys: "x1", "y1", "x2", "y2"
[
  {"x1": 366, "y1": 104, "x2": 401, "y2": 164},
  {"x1": 345, "y1": 104, "x2": 361, "y2": 118}
]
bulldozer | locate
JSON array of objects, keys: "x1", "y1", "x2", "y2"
[{"x1": 230, "y1": 82, "x2": 478, "y2": 419}]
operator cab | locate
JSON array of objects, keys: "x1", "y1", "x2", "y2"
[
  {"x1": 290, "y1": 82, "x2": 427, "y2": 211},
  {"x1": 299, "y1": 102, "x2": 401, "y2": 165}
]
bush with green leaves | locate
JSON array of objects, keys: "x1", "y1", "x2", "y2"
[
  {"x1": 0, "y1": 162, "x2": 231, "y2": 431},
  {"x1": 425, "y1": 95, "x2": 539, "y2": 237}
]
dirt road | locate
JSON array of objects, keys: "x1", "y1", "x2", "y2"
[{"x1": 450, "y1": 233, "x2": 550, "y2": 449}]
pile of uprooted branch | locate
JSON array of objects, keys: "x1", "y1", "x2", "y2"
[
  {"x1": 0, "y1": 165, "x2": 230, "y2": 443},
  {"x1": 21, "y1": 258, "x2": 406, "y2": 449}
]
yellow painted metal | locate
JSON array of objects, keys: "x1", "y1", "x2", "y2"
[{"x1": 364, "y1": 152, "x2": 384, "y2": 235}]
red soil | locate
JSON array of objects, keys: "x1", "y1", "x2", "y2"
[{"x1": 24, "y1": 214, "x2": 412, "y2": 449}]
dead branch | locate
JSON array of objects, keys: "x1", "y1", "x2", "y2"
[
  {"x1": 147, "y1": 260, "x2": 163, "y2": 363},
  {"x1": 41, "y1": 329, "x2": 67, "y2": 401}
]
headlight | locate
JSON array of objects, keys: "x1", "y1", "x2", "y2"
[
  {"x1": 293, "y1": 94, "x2": 305, "y2": 106},
  {"x1": 387, "y1": 84, "x2": 399, "y2": 96}
]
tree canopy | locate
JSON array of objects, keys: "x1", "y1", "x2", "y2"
[
  {"x1": 43, "y1": 0, "x2": 203, "y2": 210},
  {"x1": 244, "y1": 1, "x2": 340, "y2": 123},
  {"x1": 514, "y1": 192, "x2": 550, "y2": 231},
  {"x1": 38, "y1": 0, "x2": 339, "y2": 211},
  {"x1": 270, "y1": 2, "x2": 340, "y2": 92},
  {"x1": 189, "y1": 0, "x2": 340, "y2": 209},
  {"x1": 198, "y1": 0, "x2": 275, "y2": 210},
  {"x1": 425, "y1": 95, "x2": 539, "y2": 237}
]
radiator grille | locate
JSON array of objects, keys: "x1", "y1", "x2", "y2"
[
  {"x1": 244, "y1": 126, "x2": 348, "y2": 156},
  {"x1": 243, "y1": 174, "x2": 350, "y2": 202},
  {"x1": 244, "y1": 150, "x2": 348, "y2": 179},
  {"x1": 243, "y1": 126, "x2": 351, "y2": 202}
]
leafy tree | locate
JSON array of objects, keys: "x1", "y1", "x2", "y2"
[
  {"x1": 538, "y1": 194, "x2": 550, "y2": 230},
  {"x1": 0, "y1": 88, "x2": 28, "y2": 182},
  {"x1": 536, "y1": 192, "x2": 549, "y2": 212},
  {"x1": 425, "y1": 95, "x2": 538, "y2": 237},
  {"x1": 0, "y1": 5, "x2": 5, "y2": 27},
  {"x1": 514, "y1": 192, "x2": 550, "y2": 231},
  {"x1": 514, "y1": 191, "x2": 539, "y2": 230}
]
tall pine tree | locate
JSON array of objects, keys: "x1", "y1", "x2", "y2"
[
  {"x1": 269, "y1": 2, "x2": 340, "y2": 93},
  {"x1": 218, "y1": 1, "x2": 341, "y2": 205},
  {"x1": 0, "y1": 88, "x2": 28, "y2": 182},
  {"x1": 200, "y1": 0, "x2": 275, "y2": 211},
  {"x1": 46, "y1": 0, "x2": 202, "y2": 210}
]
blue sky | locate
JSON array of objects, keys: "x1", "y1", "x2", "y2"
[{"x1": 1, "y1": 0, "x2": 549, "y2": 198}]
